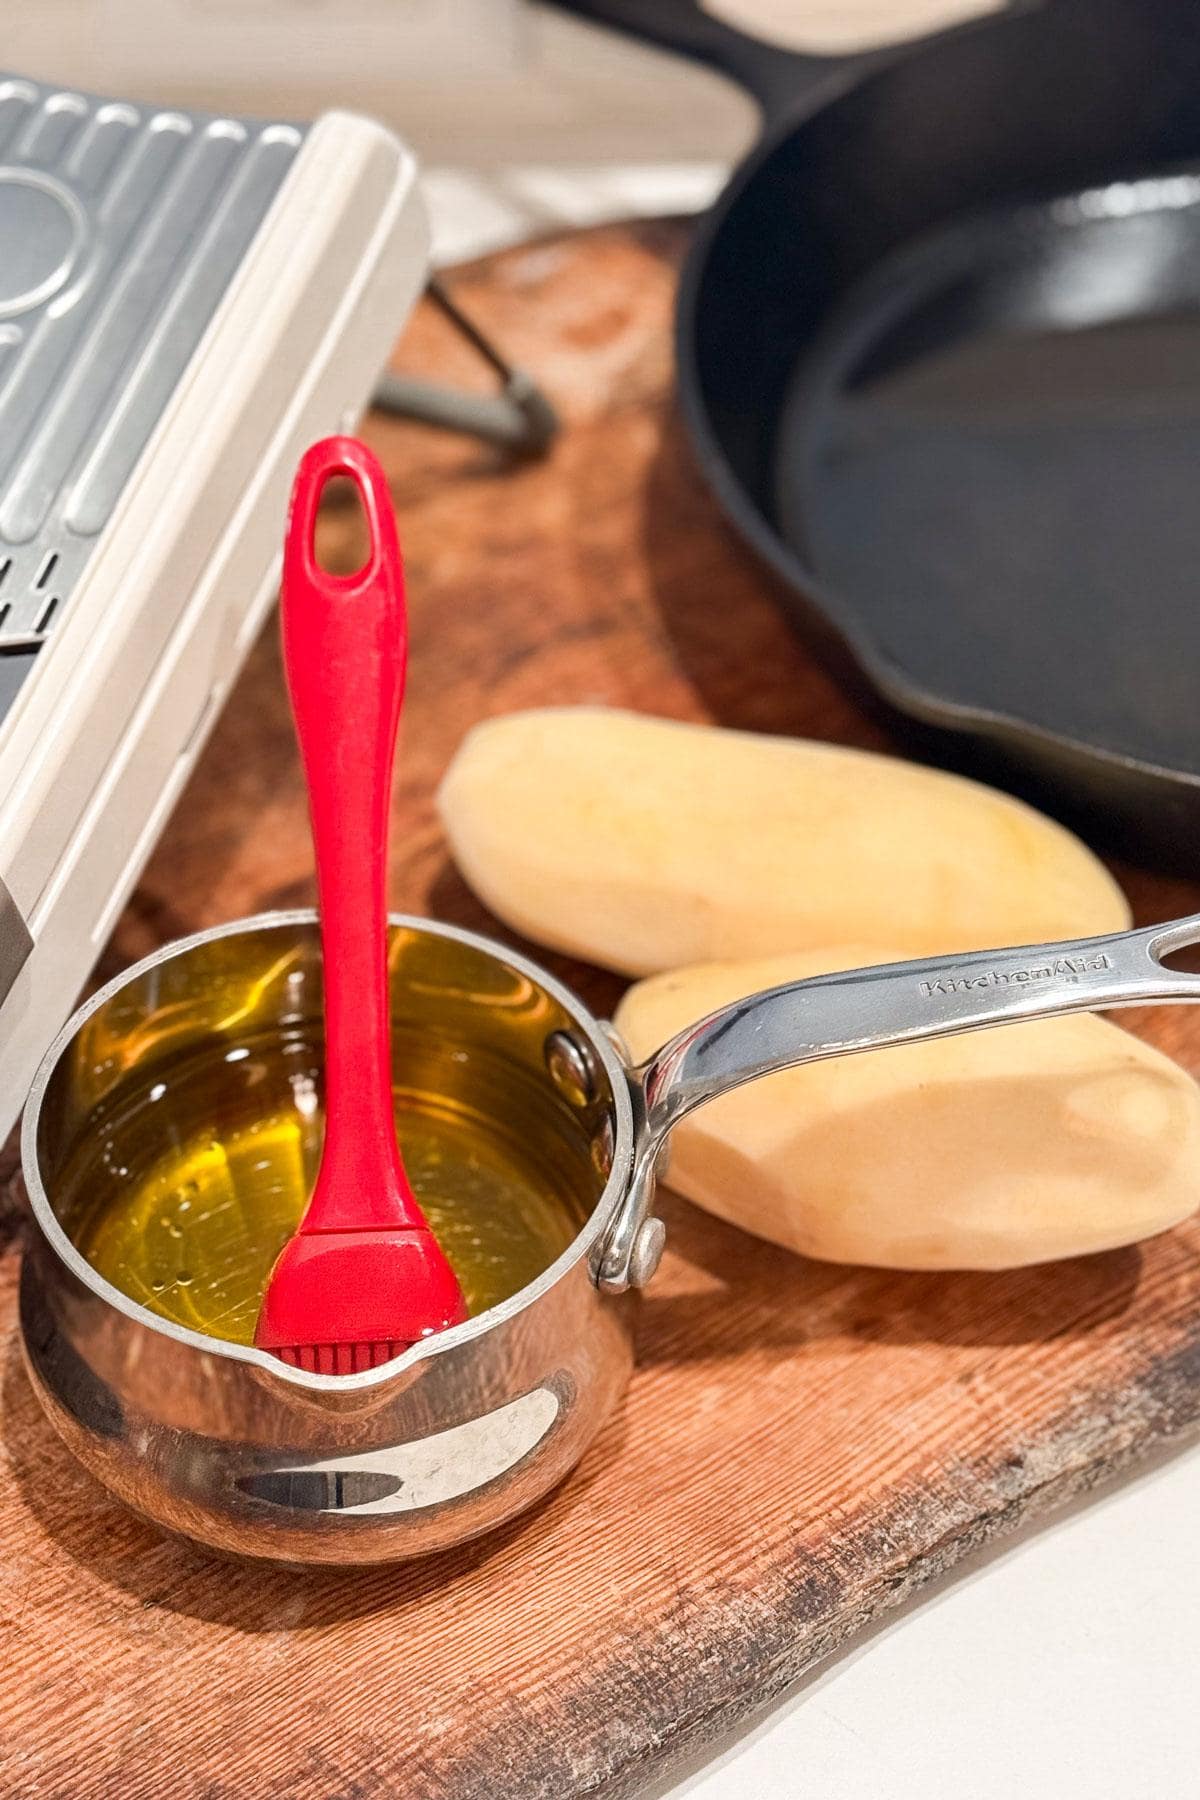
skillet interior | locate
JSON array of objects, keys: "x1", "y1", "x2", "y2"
[{"x1": 681, "y1": 0, "x2": 1200, "y2": 861}]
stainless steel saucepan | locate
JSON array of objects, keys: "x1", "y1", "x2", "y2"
[{"x1": 20, "y1": 906, "x2": 1200, "y2": 1564}]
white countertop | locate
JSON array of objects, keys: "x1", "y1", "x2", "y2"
[{"x1": 652, "y1": 1440, "x2": 1200, "y2": 1799}]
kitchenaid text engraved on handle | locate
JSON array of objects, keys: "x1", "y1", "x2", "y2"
[{"x1": 595, "y1": 912, "x2": 1200, "y2": 1292}]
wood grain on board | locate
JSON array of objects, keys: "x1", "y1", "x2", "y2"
[{"x1": 3, "y1": 223, "x2": 1200, "y2": 1800}]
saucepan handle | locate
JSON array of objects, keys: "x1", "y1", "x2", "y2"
[
  {"x1": 639, "y1": 913, "x2": 1200, "y2": 1138},
  {"x1": 596, "y1": 912, "x2": 1200, "y2": 1291}
]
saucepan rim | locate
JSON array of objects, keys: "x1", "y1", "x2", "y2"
[{"x1": 20, "y1": 908, "x2": 636, "y2": 1393}]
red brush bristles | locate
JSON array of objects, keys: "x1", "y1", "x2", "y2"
[{"x1": 276, "y1": 1342, "x2": 411, "y2": 1374}]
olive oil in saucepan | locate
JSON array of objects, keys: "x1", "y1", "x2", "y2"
[{"x1": 66, "y1": 1029, "x2": 591, "y2": 1345}]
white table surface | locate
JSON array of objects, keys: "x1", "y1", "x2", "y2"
[{"x1": 648, "y1": 1439, "x2": 1200, "y2": 1799}]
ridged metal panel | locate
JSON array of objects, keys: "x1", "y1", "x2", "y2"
[{"x1": 0, "y1": 76, "x2": 305, "y2": 649}]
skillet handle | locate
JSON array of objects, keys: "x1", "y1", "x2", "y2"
[
  {"x1": 596, "y1": 912, "x2": 1200, "y2": 1292},
  {"x1": 544, "y1": 0, "x2": 865, "y2": 124}
]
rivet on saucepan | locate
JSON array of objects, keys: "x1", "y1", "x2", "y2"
[
  {"x1": 544, "y1": 1030, "x2": 597, "y2": 1106},
  {"x1": 591, "y1": 1117, "x2": 615, "y2": 1178},
  {"x1": 629, "y1": 1217, "x2": 666, "y2": 1289}
]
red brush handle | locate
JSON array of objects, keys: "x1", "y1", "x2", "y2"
[{"x1": 282, "y1": 436, "x2": 425, "y2": 1233}]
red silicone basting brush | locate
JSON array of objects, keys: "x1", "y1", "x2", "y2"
[{"x1": 254, "y1": 436, "x2": 467, "y2": 1373}]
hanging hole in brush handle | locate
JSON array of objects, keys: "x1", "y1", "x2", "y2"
[
  {"x1": 285, "y1": 436, "x2": 396, "y2": 595},
  {"x1": 597, "y1": 910, "x2": 1200, "y2": 1292},
  {"x1": 372, "y1": 277, "x2": 560, "y2": 459}
]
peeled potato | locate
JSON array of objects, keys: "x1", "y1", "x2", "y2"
[
  {"x1": 615, "y1": 946, "x2": 1200, "y2": 1269},
  {"x1": 438, "y1": 709, "x2": 1129, "y2": 976}
]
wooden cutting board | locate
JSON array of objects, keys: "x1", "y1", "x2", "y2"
[{"x1": 4, "y1": 223, "x2": 1200, "y2": 1800}]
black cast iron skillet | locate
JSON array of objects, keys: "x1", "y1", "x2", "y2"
[{"x1": 553, "y1": 0, "x2": 1200, "y2": 868}]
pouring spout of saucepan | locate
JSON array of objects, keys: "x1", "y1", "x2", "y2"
[{"x1": 596, "y1": 911, "x2": 1200, "y2": 1293}]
